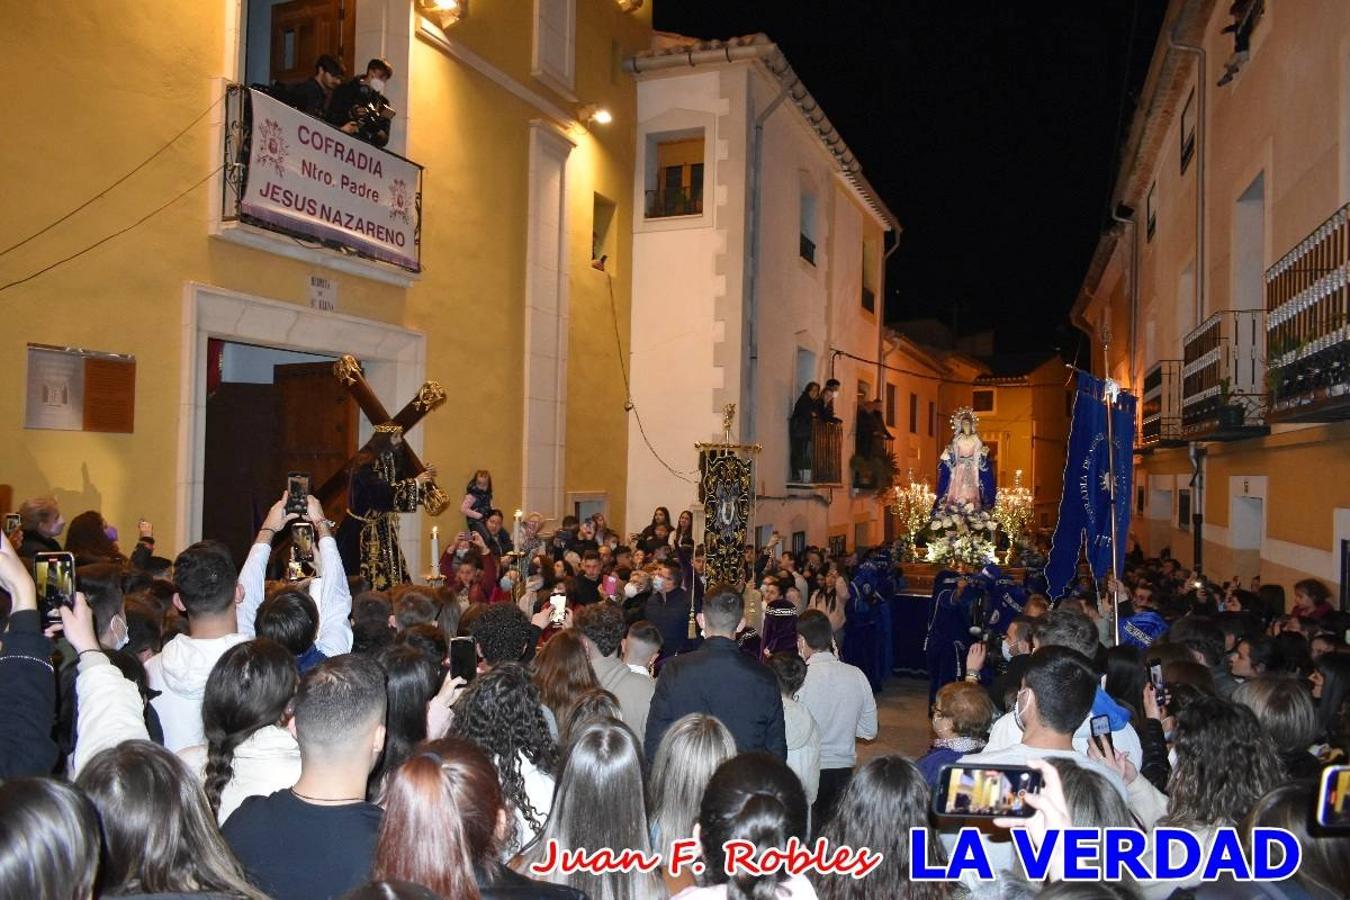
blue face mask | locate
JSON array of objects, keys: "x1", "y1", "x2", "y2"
[{"x1": 499, "y1": 576, "x2": 513, "y2": 591}]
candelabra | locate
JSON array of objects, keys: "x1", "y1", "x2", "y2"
[
  {"x1": 890, "y1": 470, "x2": 936, "y2": 563},
  {"x1": 993, "y1": 469, "x2": 1035, "y2": 566}
]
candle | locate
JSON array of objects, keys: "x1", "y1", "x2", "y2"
[
  {"x1": 513, "y1": 509, "x2": 523, "y2": 549},
  {"x1": 430, "y1": 526, "x2": 440, "y2": 566}
]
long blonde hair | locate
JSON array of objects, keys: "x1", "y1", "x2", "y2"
[{"x1": 648, "y1": 714, "x2": 736, "y2": 853}]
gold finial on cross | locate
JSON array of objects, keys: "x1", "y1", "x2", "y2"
[{"x1": 721, "y1": 403, "x2": 737, "y2": 442}]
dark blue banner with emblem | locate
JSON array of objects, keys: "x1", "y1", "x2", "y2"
[{"x1": 1045, "y1": 372, "x2": 1136, "y2": 599}]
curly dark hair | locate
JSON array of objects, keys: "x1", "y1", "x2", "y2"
[
  {"x1": 448, "y1": 662, "x2": 558, "y2": 844},
  {"x1": 469, "y1": 603, "x2": 534, "y2": 666},
  {"x1": 1163, "y1": 695, "x2": 1284, "y2": 827}
]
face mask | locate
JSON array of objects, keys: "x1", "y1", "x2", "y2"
[
  {"x1": 1012, "y1": 690, "x2": 1027, "y2": 732},
  {"x1": 1001, "y1": 641, "x2": 1014, "y2": 662},
  {"x1": 526, "y1": 576, "x2": 543, "y2": 593},
  {"x1": 499, "y1": 576, "x2": 513, "y2": 591},
  {"x1": 652, "y1": 575, "x2": 666, "y2": 592},
  {"x1": 1166, "y1": 748, "x2": 1178, "y2": 769},
  {"x1": 107, "y1": 615, "x2": 129, "y2": 651},
  {"x1": 369, "y1": 77, "x2": 386, "y2": 93},
  {"x1": 455, "y1": 547, "x2": 468, "y2": 559},
  {"x1": 104, "y1": 525, "x2": 119, "y2": 543},
  {"x1": 623, "y1": 582, "x2": 640, "y2": 599}
]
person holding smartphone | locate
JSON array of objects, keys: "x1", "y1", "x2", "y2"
[
  {"x1": 238, "y1": 494, "x2": 354, "y2": 668},
  {"x1": 0, "y1": 532, "x2": 61, "y2": 778}
]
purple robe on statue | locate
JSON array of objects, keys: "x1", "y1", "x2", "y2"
[{"x1": 759, "y1": 599, "x2": 800, "y2": 659}]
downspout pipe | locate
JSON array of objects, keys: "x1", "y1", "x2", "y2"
[
  {"x1": 743, "y1": 76, "x2": 793, "y2": 444},
  {"x1": 1170, "y1": 21, "x2": 1206, "y2": 575},
  {"x1": 1108, "y1": 211, "x2": 1140, "y2": 389},
  {"x1": 877, "y1": 229, "x2": 901, "y2": 395}
]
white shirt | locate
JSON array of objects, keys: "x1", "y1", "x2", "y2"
[
  {"x1": 795, "y1": 651, "x2": 877, "y2": 769},
  {"x1": 179, "y1": 725, "x2": 302, "y2": 824},
  {"x1": 984, "y1": 705, "x2": 1144, "y2": 771},
  {"x1": 238, "y1": 536, "x2": 353, "y2": 657}
]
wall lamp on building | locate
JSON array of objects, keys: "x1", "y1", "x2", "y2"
[
  {"x1": 418, "y1": 0, "x2": 465, "y2": 28},
  {"x1": 616, "y1": 0, "x2": 645, "y2": 11},
  {"x1": 578, "y1": 104, "x2": 613, "y2": 126}
]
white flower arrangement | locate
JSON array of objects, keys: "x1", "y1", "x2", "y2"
[{"x1": 925, "y1": 499, "x2": 999, "y2": 566}]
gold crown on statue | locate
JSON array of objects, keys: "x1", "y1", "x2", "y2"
[
  {"x1": 374, "y1": 423, "x2": 404, "y2": 435},
  {"x1": 950, "y1": 406, "x2": 979, "y2": 433}
]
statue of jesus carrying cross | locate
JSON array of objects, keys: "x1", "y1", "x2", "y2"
[{"x1": 322, "y1": 355, "x2": 449, "y2": 590}]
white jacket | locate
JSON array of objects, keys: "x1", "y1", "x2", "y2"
[
  {"x1": 781, "y1": 695, "x2": 821, "y2": 805},
  {"x1": 146, "y1": 633, "x2": 252, "y2": 752},
  {"x1": 238, "y1": 535, "x2": 353, "y2": 658},
  {"x1": 70, "y1": 651, "x2": 151, "y2": 777},
  {"x1": 179, "y1": 725, "x2": 302, "y2": 825}
]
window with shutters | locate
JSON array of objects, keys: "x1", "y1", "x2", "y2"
[{"x1": 532, "y1": 0, "x2": 576, "y2": 97}]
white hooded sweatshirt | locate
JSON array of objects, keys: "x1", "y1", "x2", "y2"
[
  {"x1": 146, "y1": 632, "x2": 251, "y2": 752},
  {"x1": 180, "y1": 724, "x2": 302, "y2": 824}
]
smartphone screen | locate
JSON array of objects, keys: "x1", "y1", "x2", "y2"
[
  {"x1": 3, "y1": 513, "x2": 20, "y2": 537},
  {"x1": 549, "y1": 593, "x2": 567, "y2": 626},
  {"x1": 33, "y1": 551, "x2": 77, "y2": 624},
  {"x1": 291, "y1": 521, "x2": 315, "y2": 561},
  {"x1": 935, "y1": 764, "x2": 1042, "y2": 818},
  {"x1": 1317, "y1": 765, "x2": 1350, "y2": 830},
  {"x1": 1090, "y1": 714, "x2": 1115, "y2": 757},
  {"x1": 286, "y1": 472, "x2": 310, "y2": 514}
]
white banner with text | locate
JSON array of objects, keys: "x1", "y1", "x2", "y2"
[{"x1": 240, "y1": 88, "x2": 421, "y2": 271}]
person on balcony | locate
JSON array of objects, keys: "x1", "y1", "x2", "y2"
[
  {"x1": 817, "y1": 378, "x2": 843, "y2": 423},
  {"x1": 328, "y1": 58, "x2": 395, "y2": 148},
  {"x1": 856, "y1": 398, "x2": 892, "y2": 460},
  {"x1": 287, "y1": 54, "x2": 344, "y2": 119},
  {"x1": 790, "y1": 382, "x2": 821, "y2": 482}
]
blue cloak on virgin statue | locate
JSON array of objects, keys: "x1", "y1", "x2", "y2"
[{"x1": 933, "y1": 408, "x2": 997, "y2": 514}]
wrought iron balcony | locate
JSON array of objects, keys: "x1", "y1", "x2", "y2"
[
  {"x1": 1265, "y1": 202, "x2": 1350, "y2": 422},
  {"x1": 644, "y1": 187, "x2": 702, "y2": 219},
  {"x1": 1139, "y1": 359, "x2": 1183, "y2": 449},
  {"x1": 1180, "y1": 309, "x2": 1267, "y2": 440},
  {"x1": 787, "y1": 418, "x2": 842, "y2": 487}
]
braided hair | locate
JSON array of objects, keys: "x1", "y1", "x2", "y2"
[
  {"x1": 201, "y1": 639, "x2": 297, "y2": 815},
  {"x1": 448, "y1": 662, "x2": 558, "y2": 843}
]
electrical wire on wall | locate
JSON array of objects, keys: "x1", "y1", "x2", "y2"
[
  {"x1": 604, "y1": 271, "x2": 698, "y2": 484},
  {"x1": 1, "y1": 93, "x2": 225, "y2": 259},
  {"x1": 0, "y1": 166, "x2": 223, "y2": 295}
]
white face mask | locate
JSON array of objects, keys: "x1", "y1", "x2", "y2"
[
  {"x1": 107, "y1": 614, "x2": 130, "y2": 652},
  {"x1": 623, "y1": 582, "x2": 640, "y2": 599},
  {"x1": 1001, "y1": 640, "x2": 1014, "y2": 662},
  {"x1": 368, "y1": 77, "x2": 386, "y2": 93},
  {"x1": 1167, "y1": 747, "x2": 1178, "y2": 769},
  {"x1": 1012, "y1": 689, "x2": 1028, "y2": 732}
]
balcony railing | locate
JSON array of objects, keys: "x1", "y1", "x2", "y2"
[
  {"x1": 645, "y1": 187, "x2": 702, "y2": 219},
  {"x1": 1265, "y1": 202, "x2": 1350, "y2": 422},
  {"x1": 221, "y1": 83, "x2": 423, "y2": 272},
  {"x1": 852, "y1": 434, "x2": 895, "y2": 490},
  {"x1": 1139, "y1": 360, "x2": 1183, "y2": 448},
  {"x1": 788, "y1": 418, "x2": 842, "y2": 486},
  {"x1": 1180, "y1": 309, "x2": 1267, "y2": 439}
]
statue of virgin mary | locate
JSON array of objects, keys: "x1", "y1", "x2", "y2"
[{"x1": 934, "y1": 407, "x2": 996, "y2": 511}]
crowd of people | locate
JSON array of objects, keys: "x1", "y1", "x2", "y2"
[{"x1": 1, "y1": 492, "x2": 1347, "y2": 899}]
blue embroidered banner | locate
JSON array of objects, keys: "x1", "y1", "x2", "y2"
[{"x1": 1045, "y1": 372, "x2": 1136, "y2": 599}]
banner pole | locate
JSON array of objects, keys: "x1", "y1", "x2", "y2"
[{"x1": 1103, "y1": 347, "x2": 1121, "y2": 647}]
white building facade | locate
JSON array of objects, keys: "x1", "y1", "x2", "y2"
[{"x1": 624, "y1": 34, "x2": 900, "y2": 553}]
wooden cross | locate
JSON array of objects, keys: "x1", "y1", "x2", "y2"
[{"x1": 314, "y1": 355, "x2": 450, "y2": 515}]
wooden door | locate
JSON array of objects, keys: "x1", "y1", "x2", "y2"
[
  {"x1": 269, "y1": 0, "x2": 355, "y2": 85},
  {"x1": 204, "y1": 382, "x2": 280, "y2": 568},
  {"x1": 274, "y1": 363, "x2": 357, "y2": 523}
]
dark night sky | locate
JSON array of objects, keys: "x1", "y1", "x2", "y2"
[{"x1": 653, "y1": 1, "x2": 1167, "y2": 358}]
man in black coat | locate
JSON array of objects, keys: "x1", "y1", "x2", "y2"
[
  {"x1": 286, "y1": 54, "x2": 344, "y2": 119},
  {"x1": 645, "y1": 589, "x2": 787, "y2": 761},
  {"x1": 327, "y1": 58, "x2": 395, "y2": 148}
]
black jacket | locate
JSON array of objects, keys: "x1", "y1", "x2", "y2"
[
  {"x1": 645, "y1": 636, "x2": 786, "y2": 761},
  {"x1": 286, "y1": 76, "x2": 332, "y2": 118},
  {"x1": 0, "y1": 610, "x2": 59, "y2": 778},
  {"x1": 481, "y1": 866, "x2": 587, "y2": 899},
  {"x1": 17, "y1": 529, "x2": 60, "y2": 559}
]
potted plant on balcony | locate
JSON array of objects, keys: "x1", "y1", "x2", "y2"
[{"x1": 1217, "y1": 378, "x2": 1245, "y2": 429}]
